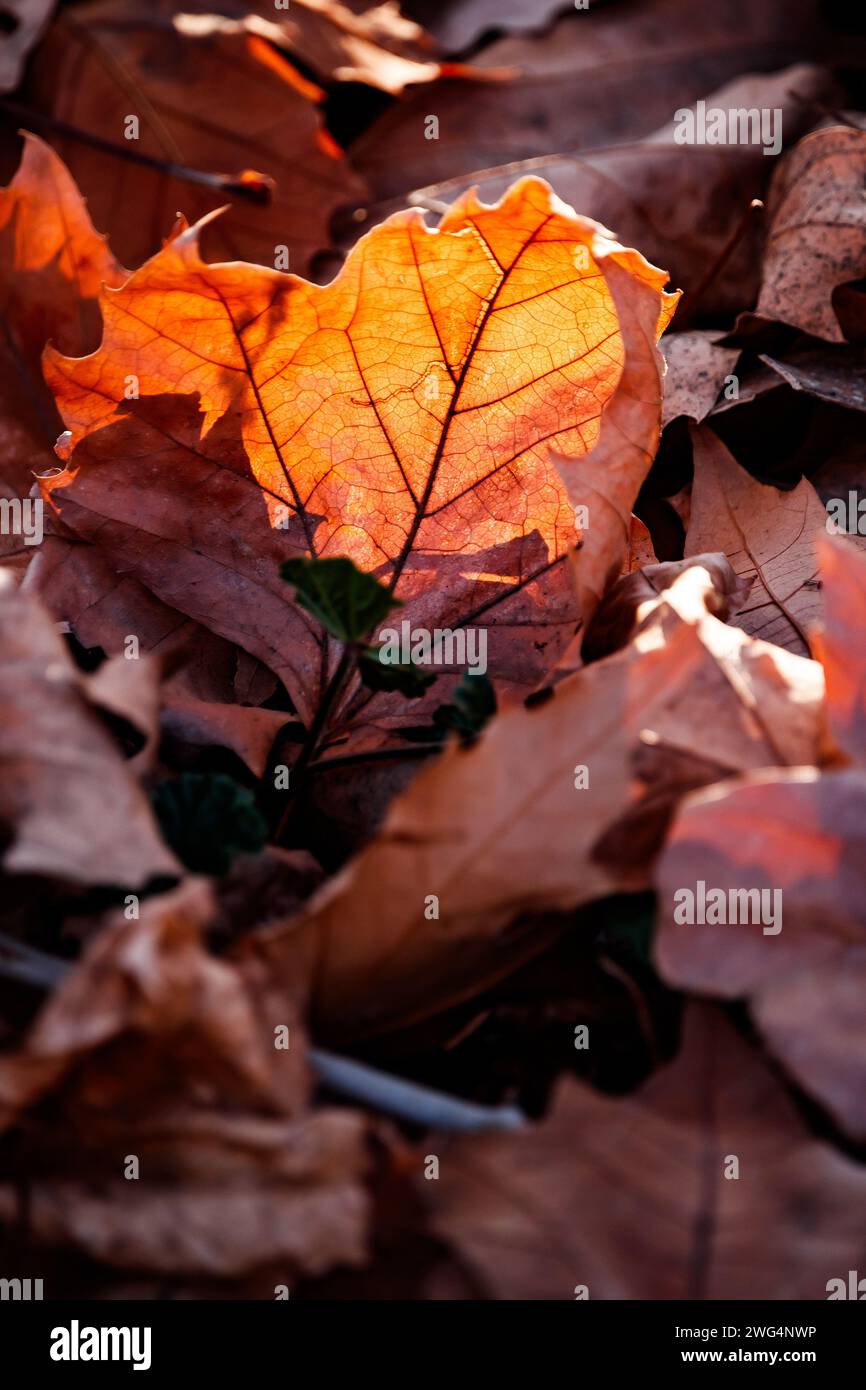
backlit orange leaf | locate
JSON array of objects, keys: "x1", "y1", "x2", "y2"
[
  {"x1": 0, "y1": 132, "x2": 125, "y2": 514},
  {"x1": 43, "y1": 176, "x2": 677, "y2": 726}
]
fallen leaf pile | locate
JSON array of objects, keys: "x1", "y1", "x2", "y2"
[{"x1": 0, "y1": 0, "x2": 865, "y2": 1301}]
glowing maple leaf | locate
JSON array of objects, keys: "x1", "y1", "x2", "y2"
[{"x1": 43, "y1": 177, "x2": 676, "y2": 724}]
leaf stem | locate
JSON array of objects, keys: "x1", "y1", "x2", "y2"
[
  {"x1": 273, "y1": 644, "x2": 356, "y2": 842},
  {"x1": 308, "y1": 744, "x2": 440, "y2": 775},
  {"x1": 1, "y1": 102, "x2": 273, "y2": 204}
]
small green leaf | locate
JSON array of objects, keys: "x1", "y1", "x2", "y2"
[
  {"x1": 434, "y1": 673, "x2": 497, "y2": 738},
  {"x1": 358, "y1": 645, "x2": 438, "y2": 697},
  {"x1": 281, "y1": 557, "x2": 399, "y2": 642},
  {"x1": 152, "y1": 773, "x2": 268, "y2": 876},
  {"x1": 401, "y1": 673, "x2": 497, "y2": 743}
]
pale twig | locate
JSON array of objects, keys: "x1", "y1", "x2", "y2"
[{"x1": 310, "y1": 1047, "x2": 526, "y2": 1133}]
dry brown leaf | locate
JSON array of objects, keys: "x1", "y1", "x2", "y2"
[
  {"x1": 0, "y1": 571, "x2": 178, "y2": 887},
  {"x1": 30, "y1": 2, "x2": 368, "y2": 273},
  {"x1": 662, "y1": 332, "x2": 740, "y2": 427},
  {"x1": 277, "y1": 560, "x2": 821, "y2": 1042},
  {"x1": 760, "y1": 345, "x2": 866, "y2": 414},
  {"x1": 425, "y1": 1005, "x2": 866, "y2": 1299},
  {"x1": 0, "y1": 879, "x2": 370, "y2": 1279},
  {"x1": 25, "y1": 538, "x2": 284, "y2": 775},
  {"x1": 42, "y1": 176, "x2": 675, "y2": 729},
  {"x1": 655, "y1": 537, "x2": 866, "y2": 1139},
  {"x1": 755, "y1": 126, "x2": 866, "y2": 342},
  {"x1": 348, "y1": 2, "x2": 838, "y2": 201},
  {"x1": 245, "y1": 0, "x2": 442, "y2": 92},
  {"x1": 655, "y1": 767, "x2": 866, "y2": 1140},
  {"x1": 685, "y1": 425, "x2": 826, "y2": 655},
  {"x1": 582, "y1": 552, "x2": 751, "y2": 664}
]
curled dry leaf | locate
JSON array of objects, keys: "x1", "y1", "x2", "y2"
[
  {"x1": 425, "y1": 1005, "x2": 866, "y2": 1299},
  {"x1": 31, "y1": 1, "x2": 368, "y2": 273},
  {"x1": 273, "y1": 560, "x2": 821, "y2": 1043},
  {"x1": 582, "y1": 552, "x2": 751, "y2": 664},
  {"x1": 242, "y1": 0, "x2": 443, "y2": 92},
  {"x1": 655, "y1": 537, "x2": 866, "y2": 1140},
  {"x1": 0, "y1": 879, "x2": 370, "y2": 1279},
  {"x1": 25, "y1": 538, "x2": 282, "y2": 777},
  {"x1": 0, "y1": 572, "x2": 178, "y2": 888},
  {"x1": 0, "y1": 132, "x2": 125, "y2": 551},
  {"x1": 685, "y1": 425, "x2": 825, "y2": 656},
  {"x1": 755, "y1": 126, "x2": 866, "y2": 343},
  {"x1": 42, "y1": 176, "x2": 676, "y2": 730}
]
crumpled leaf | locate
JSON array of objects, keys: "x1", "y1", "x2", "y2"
[
  {"x1": 25, "y1": 537, "x2": 285, "y2": 777},
  {"x1": 244, "y1": 0, "x2": 444, "y2": 92},
  {"x1": 30, "y1": 1, "x2": 368, "y2": 273},
  {"x1": 582, "y1": 552, "x2": 751, "y2": 664},
  {"x1": 754, "y1": 126, "x2": 866, "y2": 343},
  {"x1": 0, "y1": 571, "x2": 178, "y2": 888},
  {"x1": 684, "y1": 425, "x2": 826, "y2": 655},
  {"x1": 425, "y1": 1005, "x2": 866, "y2": 1299},
  {"x1": 42, "y1": 175, "x2": 676, "y2": 730},
  {"x1": 655, "y1": 537, "x2": 866, "y2": 1139},
  {"x1": 0, "y1": 879, "x2": 370, "y2": 1279},
  {"x1": 275, "y1": 559, "x2": 822, "y2": 1042}
]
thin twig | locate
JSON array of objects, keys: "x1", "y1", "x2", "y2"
[
  {"x1": 273, "y1": 645, "x2": 356, "y2": 841},
  {"x1": 0, "y1": 934, "x2": 69, "y2": 991},
  {"x1": 310, "y1": 1048, "x2": 525, "y2": 1133},
  {"x1": 0, "y1": 101, "x2": 274, "y2": 205},
  {"x1": 308, "y1": 743, "x2": 440, "y2": 775},
  {"x1": 684, "y1": 196, "x2": 763, "y2": 312},
  {"x1": 0, "y1": 942, "x2": 523, "y2": 1132}
]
